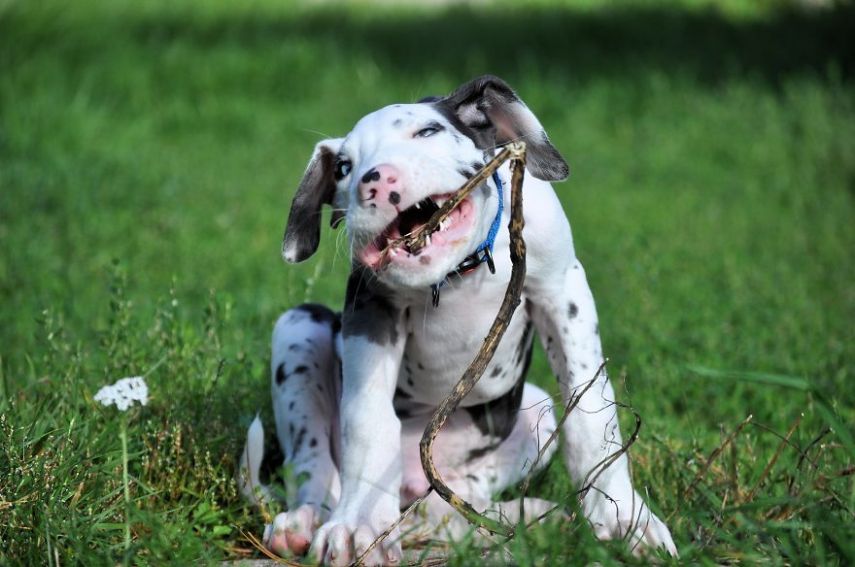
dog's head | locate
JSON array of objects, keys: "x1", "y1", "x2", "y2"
[{"x1": 282, "y1": 75, "x2": 568, "y2": 288}]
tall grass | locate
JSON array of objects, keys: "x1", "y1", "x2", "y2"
[{"x1": 1, "y1": 0, "x2": 853, "y2": 564}]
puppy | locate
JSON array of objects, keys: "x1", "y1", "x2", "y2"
[{"x1": 241, "y1": 75, "x2": 676, "y2": 565}]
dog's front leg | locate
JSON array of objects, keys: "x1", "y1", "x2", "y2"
[
  {"x1": 528, "y1": 258, "x2": 677, "y2": 556},
  {"x1": 310, "y1": 292, "x2": 406, "y2": 566}
]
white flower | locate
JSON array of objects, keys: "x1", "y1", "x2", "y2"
[{"x1": 94, "y1": 376, "x2": 149, "y2": 411}]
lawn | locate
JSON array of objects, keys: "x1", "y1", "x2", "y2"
[{"x1": 1, "y1": 0, "x2": 854, "y2": 564}]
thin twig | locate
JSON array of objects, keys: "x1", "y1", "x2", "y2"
[
  {"x1": 390, "y1": 145, "x2": 518, "y2": 256},
  {"x1": 516, "y1": 361, "x2": 607, "y2": 525},
  {"x1": 684, "y1": 414, "x2": 754, "y2": 500},
  {"x1": 352, "y1": 489, "x2": 433, "y2": 567},
  {"x1": 745, "y1": 413, "x2": 801, "y2": 502},
  {"x1": 419, "y1": 142, "x2": 528, "y2": 538},
  {"x1": 239, "y1": 527, "x2": 308, "y2": 566}
]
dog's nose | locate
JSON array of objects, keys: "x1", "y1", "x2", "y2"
[{"x1": 358, "y1": 164, "x2": 401, "y2": 207}]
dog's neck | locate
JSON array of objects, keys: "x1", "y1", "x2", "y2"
[{"x1": 429, "y1": 171, "x2": 504, "y2": 307}]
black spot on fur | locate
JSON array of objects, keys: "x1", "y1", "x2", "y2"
[
  {"x1": 389, "y1": 191, "x2": 401, "y2": 205},
  {"x1": 457, "y1": 167, "x2": 475, "y2": 180},
  {"x1": 296, "y1": 303, "x2": 338, "y2": 326},
  {"x1": 293, "y1": 427, "x2": 307, "y2": 457},
  {"x1": 294, "y1": 365, "x2": 309, "y2": 375},
  {"x1": 393, "y1": 118, "x2": 403, "y2": 127},
  {"x1": 464, "y1": 375, "x2": 525, "y2": 441},
  {"x1": 490, "y1": 365, "x2": 503, "y2": 378},
  {"x1": 361, "y1": 168, "x2": 381, "y2": 184},
  {"x1": 343, "y1": 268, "x2": 400, "y2": 345},
  {"x1": 395, "y1": 387, "x2": 412, "y2": 399},
  {"x1": 288, "y1": 344, "x2": 301, "y2": 352},
  {"x1": 568, "y1": 302, "x2": 579, "y2": 319},
  {"x1": 310, "y1": 437, "x2": 318, "y2": 448},
  {"x1": 288, "y1": 401, "x2": 295, "y2": 410},
  {"x1": 275, "y1": 363, "x2": 288, "y2": 385}
]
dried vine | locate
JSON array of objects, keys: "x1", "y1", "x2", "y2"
[{"x1": 417, "y1": 141, "x2": 528, "y2": 538}]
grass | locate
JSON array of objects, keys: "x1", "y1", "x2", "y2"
[{"x1": 1, "y1": 0, "x2": 854, "y2": 564}]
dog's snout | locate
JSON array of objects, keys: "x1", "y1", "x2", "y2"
[{"x1": 358, "y1": 164, "x2": 400, "y2": 206}]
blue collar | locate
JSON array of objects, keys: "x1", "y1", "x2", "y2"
[{"x1": 430, "y1": 171, "x2": 503, "y2": 307}]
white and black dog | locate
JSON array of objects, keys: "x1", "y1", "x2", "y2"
[{"x1": 240, "y1": 76, "x2": 676, "y2": 565}]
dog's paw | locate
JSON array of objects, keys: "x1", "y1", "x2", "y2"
[
  {"x1": 585, "y1": 489, "x2": 677, "y2": 557},
  {"x1": 263, "y1": 504, "x2": 319, "y2": 557},
  {"x1": 309, "y1": 520, "x2": 402, "y2": 567}
]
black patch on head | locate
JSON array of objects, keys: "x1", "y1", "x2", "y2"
[
  {"x1": 389, "y1": 191, "x2": 401, "y2": 205},
  {"x1": 568, "y1": 302, "x2": 579, "y2": 319},
  {"x1": 464, "y1": 374, "x2": 526, "y2": 441},
  {"x1": 275, "y1": 363, "x2": 288, "y2": 385},
  {"x1": 431, "y1": 75, "x2": 568, "y2": 181},
  {"x1": 343, "y1": 267, "x2": 400, "y2": 345}
]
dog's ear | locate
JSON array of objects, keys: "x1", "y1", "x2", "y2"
[
  {"x1": 282, "y1": 138, "x2": 344, "y2": 263},
  {"x1": 436, "y1": 75, "x2": 569, "y2": 182}
]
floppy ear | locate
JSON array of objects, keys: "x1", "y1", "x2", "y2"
[
  {"x1": 282, "y1": 138, "x2": 344, "y2": 263},
  {"x1": 436, "y1": 75, "x2": 569, "y2": 182}
]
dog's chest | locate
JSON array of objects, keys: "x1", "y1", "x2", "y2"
[{"x1": 394, "y1": 281, "x2": 533, "y2": 408}]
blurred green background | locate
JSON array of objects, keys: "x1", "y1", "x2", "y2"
[{"x1": 1, "y1": 0, "x2": 853, "y2": 564}]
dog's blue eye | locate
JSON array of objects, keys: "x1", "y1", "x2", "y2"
[
  {"x1": 334, "y1": 159, "x2": 352, "y2": 180},
  {"x1": 415, "y1": 125, "x2": 443, "y2": 138}
]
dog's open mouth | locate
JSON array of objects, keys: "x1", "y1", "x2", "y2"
[{"x1": 357, "y1": 193, "x2": 474, "y2": 270}]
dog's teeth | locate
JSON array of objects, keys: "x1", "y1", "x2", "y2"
[{"x1": 415, "y1": 202, "x2": 421, "y2": 209}]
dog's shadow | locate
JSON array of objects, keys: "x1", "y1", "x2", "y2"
[{"x1": 129, "y1": 3, "x2": 855, "y2": 88}]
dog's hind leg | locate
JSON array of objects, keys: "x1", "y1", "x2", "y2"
[
  {"x1": 264, "y1": 304, "x2": 343, "y2": 556},
  {"x1": 399, "y1": 383, "x2": 561, "y2": 542}
]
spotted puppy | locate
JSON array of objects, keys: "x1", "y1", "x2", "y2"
[{"x1": 240, "y1": 75, "x2": 677, "y2": 565}]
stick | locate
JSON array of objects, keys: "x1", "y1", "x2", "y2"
[
  {"x1": 388, "y1": 145, "x2": 518, "y2": 256},
  {"x1": 418, "y1": 142, "x2": 528, "y2": 538}
]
